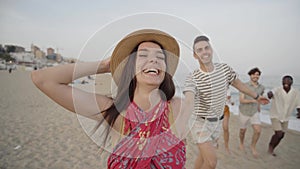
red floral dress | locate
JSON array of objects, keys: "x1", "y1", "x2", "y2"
[{"x1": 107, "y1": 100, "x2": 186, "y2": 168}]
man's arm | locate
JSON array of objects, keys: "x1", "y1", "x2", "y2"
[
  {"x1": 172, "y1": 91, "x2": 195, "y2": 140},
  {"x1": 232, "y1": 78, "x2": 269, "y2": 105},
  {"x1": 239, "y1": 93, "x2": 257, "y2": 104}
]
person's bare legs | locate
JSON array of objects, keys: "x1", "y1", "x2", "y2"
[
  {"x1": 268, "y1": 130, "x2": 285, "y2": 156},
  {"x1": 194, "y1": 141, "x2": 217, "y2": 169},
  {"x1": 222, "y1": 115, "x2": 230, "y2": 154},
  {"x1": 239, "y1": 128, "x2": 246, "y2": 152},
  {"x1": 194, "y1": 148, "x2": 204, "y2": 169},
  {"x1": 251, "y1": 124, "x2": 261, "y2": 158}
]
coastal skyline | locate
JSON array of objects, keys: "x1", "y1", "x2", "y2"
[{"x1": 1, "y1": 0, "x2": 299, "y2": 76}]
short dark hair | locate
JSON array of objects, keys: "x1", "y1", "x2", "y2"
[
  {"x1": 282, "y1": 75, "x2": 293, "y2": 82},
  {"x1": 193, "y1": 36, "x2": 210, "y2": 51},
  {"x1": 248, "y1": 67, "x2": 261, "y2": 76}
]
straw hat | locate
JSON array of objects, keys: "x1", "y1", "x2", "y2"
[{"x1": 110, "y1": 29, "x2": 180, "y2": 85}]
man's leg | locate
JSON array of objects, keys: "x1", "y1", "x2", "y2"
[
  {"x1": 251, "y1": 124, "x2": 261, "y2": 158},
  {"x1": 239, "y1": 128, "x2": 247, "y2": 151},
  {"x1": 239, "y1": 113, "x2": 249, "y2": 152},
  {"x1": 268, "y1": 130, "x2": 285, "y2": 156},
  {"x1": 268, "y1": 119, "x2": 287, "y2": 156},
  {"x1": 195, "y1": 141, "x2": 217, "y2": 169},
  {"x1": 222, "y1": 114, "x2": 230, "y2": 153},
  {"x1": 194, "y1": 146, "x2": 204, "y2": 169}
]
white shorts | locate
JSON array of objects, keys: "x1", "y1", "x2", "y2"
[
  {"x1": 239, "y1": 112, "x2": 261, "y2": 129},
  {"x1": 271, "y1": 118, "x2": 289, "y2": 132},
  {"x1": 188, "y1": 114, "x2": 221, "y2": 145}
]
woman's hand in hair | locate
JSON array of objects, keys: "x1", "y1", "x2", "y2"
[{"x1": 98, "y1": 57, "x2": 111, "y2": 74}]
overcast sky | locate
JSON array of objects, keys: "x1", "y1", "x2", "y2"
[{"x1": 1, "y1": 0, "x2": 299, "y2": 78}]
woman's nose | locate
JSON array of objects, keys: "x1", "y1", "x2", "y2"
[{"x1": 149, "y1": 55, "x2": 158, "y2": 63}]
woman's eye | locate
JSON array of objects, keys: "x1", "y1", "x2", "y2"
[
  {"x1": 157, "y1": 56, "x2": 165, "y2": 60},
  {"x1": 138, "y1": 54, "x2": 147, "y2": 57}
]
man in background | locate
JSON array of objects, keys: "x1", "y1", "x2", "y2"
[
  {"x1": 267, "y1": 75, "x2": 300, "y2": 156},
  {"x1": 239, "y1": 67, "x2": 265, "y2": 158}
]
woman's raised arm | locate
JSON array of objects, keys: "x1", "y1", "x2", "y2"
[{"x1": 31, "y1": 58, "x2": 113, "y2": 121}]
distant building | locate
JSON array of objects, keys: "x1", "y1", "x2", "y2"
[
  {"x1": 56, "y1": 53, "x2": 63, "y2": 63},
  {"x1": 45, "y1": 47, "x2": 63, "y2": 63},
  {"x1": 5, "y1": 45, "x2": 25, "y2": 53},
  {"x1": 10, "y1": 52, "x2": 35, "y2": 66},
  {"x1": 35, "y1": 50, "x2": 45, "y2": 59},
  {"x1": 0, "y1": 44, "x2": 4, "y2": 53},
  {"x1": 31, "y1": 44, "x2": 45, "y2": 59},
  {"x1": 46, "y1": 47, "x2": 56, "y2": 60},
  {"x1": 46, "y1": 54, "x2": 57, "y2": 60},
  {"x1": 31, "y1": 44, "x2": 40, "y2": 54},
  {"x1": 47, "y1": 48, "x2": 55, "y2": 55}
]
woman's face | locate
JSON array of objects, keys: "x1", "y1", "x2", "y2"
[{"x1": 135, "y1": 42, "x2": 166, "y2": 87}]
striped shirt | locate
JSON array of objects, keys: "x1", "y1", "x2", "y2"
[{"x1": 183, "y1": 63, "x2": 237, "y2": 118}]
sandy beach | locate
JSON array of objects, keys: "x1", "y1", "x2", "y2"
[{"x1": 1, "y1": 70, "x2": 299, "y2": 169}]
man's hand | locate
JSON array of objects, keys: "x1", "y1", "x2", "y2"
[
  {"x1": 257, "y1": 96, "x2": 269, "y2": 105},
  {"x1": 267, "y1": 91, "x2": 274, "y2": 99}
]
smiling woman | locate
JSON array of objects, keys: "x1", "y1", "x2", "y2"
[
  {"x1": 135, "y1": 42, "x2": 167, "y2": 87},
  {"x1": 31, "y1": 29, "x2": 186, "y2": 168}
]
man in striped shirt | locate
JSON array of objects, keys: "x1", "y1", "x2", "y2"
[{"x1": 183, "y1": 35, "x2": 269, "y2": 169}]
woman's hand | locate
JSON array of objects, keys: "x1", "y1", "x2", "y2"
[{"x1": 98, "y1": 57, "x2": 111, "y2": 74}]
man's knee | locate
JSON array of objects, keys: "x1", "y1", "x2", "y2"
[
  {"x1": 252, "y1": 124, "x2": 261, "y2": 134},
  {"x1": 254, "y1": 128, "x2": 261, "y2": 135},
  {"x1": 240, "y1": 128, "x2": 246, "y2": 135}
]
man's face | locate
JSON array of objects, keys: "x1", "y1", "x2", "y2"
[
  {"x1": 250, "y1": 72, "x2": 260, "y2": 83},
  {"x1": 193, "y1": 41, "x2": 213, "y2": 65},
  {"x1": 282, "y1": 78, "x2": 292, "y2": 91}
]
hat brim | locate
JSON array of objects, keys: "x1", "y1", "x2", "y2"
[{"x1": 110, "y1": 29, "x2": 180, "y2": 85}]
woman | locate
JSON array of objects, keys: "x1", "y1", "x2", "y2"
[
  {"x1": 222, "y1": 88, "x2": 234, "y2": 154},
  {"x1": 31, "y1": 29, "x2": 186, "y2": 168}
]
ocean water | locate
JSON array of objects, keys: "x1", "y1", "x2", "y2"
[{"x1": 175, "y1": 74, "x2": 300, "y2": 132}]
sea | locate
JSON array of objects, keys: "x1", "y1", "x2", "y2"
[{"x1": 174, "y1": 74, "x2": 300, "y2": 132}]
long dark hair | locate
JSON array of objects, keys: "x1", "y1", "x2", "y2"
[{"x1": 95, "y1": 41, "x2": 176, "y2": 144}]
